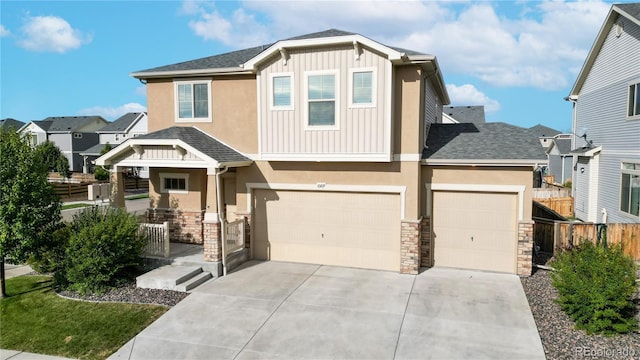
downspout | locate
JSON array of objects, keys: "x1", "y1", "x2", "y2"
[{"x1": 216, "y1": 165, "x2": 229, "y2": 275}]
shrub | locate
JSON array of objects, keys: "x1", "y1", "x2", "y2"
[
  {"x1": 550, "y1": 241, "x2": 637, "y2": 335},
  {"x1": 28, "y1": 226, "x2": 70, "y2": 274},
  {"x1": 57, "y1": 206, "x2": 145, "y2": 294},
  {"x1": 94, "y1": 166, "x2": 109, "y2": 181}
]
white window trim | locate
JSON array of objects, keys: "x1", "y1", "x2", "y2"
[
  {"x1": 348, "y1": 67, "x2": 376, "y2": 108},
  {"x1": 619, "y1": 162, "x2": 640, "y2": 218},
  {"x1": 173, "y1": 80, "x2": 213, "y2": 123},
  {"x1": 304, "y1": 69, "x2": 340, "y2": 131},
  {"x1": 159, "y1": 172, "x2": 189, "y2": 194},
  {"x1": 627, "y1": 79, "x2": 640, "y2": 120},
  {"x1": 269, "y1": 72, "x2": 294, "y2": 111}
]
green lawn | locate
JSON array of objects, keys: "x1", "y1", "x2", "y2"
[
  {"x1": 0, "y1": 276, "x2": 167, "y2": 360},
  {"x1": 61, "y1": 203, "x2": 91, "y2": 210}
]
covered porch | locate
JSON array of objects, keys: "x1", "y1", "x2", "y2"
[{"x1": 95, "y1": 126, "x2": 252, "y2": 277}]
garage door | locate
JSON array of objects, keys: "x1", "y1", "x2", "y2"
[
  {"x1": 432, "y1": 191, "x2": 517, "y2": 273},
  {"x1": 253, "y1": 190, "x2": 400, "y2": 271}
]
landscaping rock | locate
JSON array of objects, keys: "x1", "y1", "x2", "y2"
[{"x1": 58, "y1": 281, "x2": 188, "y2": 307}]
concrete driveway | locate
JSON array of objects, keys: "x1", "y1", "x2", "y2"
[{"x1": 109, "y1": 262, "x2": 544, "y2": 360}]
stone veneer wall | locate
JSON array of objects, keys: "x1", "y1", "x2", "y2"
[
  {"x1": 420, "y1": 217, "x2": 431, "y2": 268},
  {"x1": 203, "y1": 220, "x2": 222, "y2": 262},
  {"x1": 517, "y1": 220, "x2": 534, "y2": 276},
  {"x1": 400, "y1": 220, "x2": 421, "y2": 274},
  {"x1": 147, "y1": 208, "x2": 204, "y2": 244}
]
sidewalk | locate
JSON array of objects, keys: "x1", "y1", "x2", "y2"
[
  {"x1": 3, "y1": 264, "x2": 33, "y2": 279},
  {"x1": 1, "y1": 349, "x2": 75, "y2": 360}
]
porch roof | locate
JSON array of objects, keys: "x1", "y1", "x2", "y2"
[{"x1": 95, "y1": 126, "x2": 252, "y2": 169}]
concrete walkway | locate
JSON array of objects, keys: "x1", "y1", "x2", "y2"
[
  {"x1": 1, "y1": 349, "x2": 74, "y2": 360},
  {"x1": 3, "y1": 264, "x2": 33, "y2": 279},
  {"x1": 109, "y1": 262, "x2": 545, "y2": 359}
]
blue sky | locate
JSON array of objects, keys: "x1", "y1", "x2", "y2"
[{"x1": 0, "y1": 0, "x2": 626, "y2": 132}]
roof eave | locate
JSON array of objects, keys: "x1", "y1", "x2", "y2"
[
  {"x1": 421, "y1": 158, "x2": 548, "y2": 167},
  {"x1": 412, "y1": 56, "x2": 451, "y2": 105},
  {"x1": 131, "y1": 67, "x2": 251, "y2": 79}
]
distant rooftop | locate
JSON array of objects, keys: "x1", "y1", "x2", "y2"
[{"x1": 443, "y1": 106, "x2": 486, "y2": 123}]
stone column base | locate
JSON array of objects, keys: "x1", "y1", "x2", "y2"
[
  {"x1": 420, "y1": 217, "x2": 431, "y2": 268},
  {"x1": 517, "y1": 220, "x2": 534, "y2": 277},
  {"x1": 401, "y1": 220, "x2": 421, "y2": 274}
]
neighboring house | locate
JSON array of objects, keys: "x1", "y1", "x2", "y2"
[
  {"x1": 21, "y1": 116, "x2": 108, "y2": 172},
  {"x1": 81, "y1": 112, "x2": 149, "y2": 176},
  {"x1": 568, "y1": 3, "x2": 640, "y2": 223},
  {"x1": 544, "y1": 135, "x2": 573, "y2": 186},
  {"x1": 0, "y1": 118, "x2": 25, "y2": 131},
  {"x1": 441, "y1": 105, "x2": 486, "y2": 124},
  {"x1": 97, "y1": 29, "x2": 544, "y2": 277}
]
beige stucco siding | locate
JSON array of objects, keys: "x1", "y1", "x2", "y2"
[
  {"x1": 235, "y1": 161, "x2": 421, "y2": 220},
  {"x1": 394, "y1": 66, "x2": 424, "y2": 156},
  {"x1": 149, "y1": 168, "x2": 207, "y2": 211},
  {"x1": 257, "y1": 45, "x2": 390, "y2": 158},
  {"x1": 145, "y1": 76, "x2": 258, "y2": 154},
  {"x1": 422, "y1": 166, "x2": 534, "y2": 220}
]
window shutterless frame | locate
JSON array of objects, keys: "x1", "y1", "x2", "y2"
[
  {"x1": 173, "y1": 80, "x2": 212, "y2": 123},
  {"x1": 620, "y1": 162, "x2": 640, "y2": 217},
  {"x1": 348, "y1": 68, "x2": 376, "y2": 108},
  {"x1": 269, "y1": 72, "x2": 294, "y2": 111},
  {"x1": 304, "y1": 69, "x2": 339, "y2": 130},
  {"x1": 627, "y1": 79, "x2": 640, "y2": 119},
  {"x1": 159, "y1": 172, "x2": 189, "y2": 194}
]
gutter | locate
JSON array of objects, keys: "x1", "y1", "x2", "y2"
[
  {"x1": 216, "y1": 165, "x2": 229, "y2": 276},
  {"x1": 130, "y1": 67, "x2": 251, "y2": 79},
  {"x1": 421, "y1": 159, "x2": 549, "y2": 167}
]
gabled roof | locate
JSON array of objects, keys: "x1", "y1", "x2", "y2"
[
  {"x1": 570, "y1": 3, "x2": 640, "y2": 96},
  {"x1": 42, "y1": 116, "x2": 108, "y2": 133},
  {"x1": 0, "y1": 118, "x2": 25, "y2": 130},
  {"x1": 80, "y1": 143, "x2": 110, "y2": 156},
  {"x1": 31, "y1": 120, "x2": 53, "y2": 131},
  {"x1": 96, "y1": 126, "x2": 251, "y2": 168},
  {"x1": 98, "y1": 112, "x2": 146, "y2": 133},
  {"x1": 130, "y1": 28, "x2": 449, "y2": 103},
  {"x1": 443, "y1": 106, "x2": 486, "y2": 124},
  {"x1": 529, "y1": 124, "x2": 561, "y2": 137},
  {"x1": 553, "y1": 138, "x2": 573, "y2": 154},
  {"x1": 422, "y1": 122, "x2": 548, "y2": 165}
]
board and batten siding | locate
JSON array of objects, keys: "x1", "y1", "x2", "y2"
[
  {"x1": 112, "y1": 146, "x2": 200, "y2": 163},
  {"x1": 574, "y1": 18, "x2": 640, "y2": 223},
  {"x1": 257, "y1": 45, "x2": 389, "y2": 160}
]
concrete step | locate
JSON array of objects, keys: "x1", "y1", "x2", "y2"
[
  {"x1": 136, "y1": 265, "x2": 203, "y2": 291},
  {"x1": 176, "y1": 271, "x2": 213, "y2": 292}
]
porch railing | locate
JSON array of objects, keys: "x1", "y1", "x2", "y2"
[
  {"x1": 225, "y1": 218, "x2": 245, "y2": 255},
  {"x1": 140, "y1": 221, "x2": 170, "y2": 257}
]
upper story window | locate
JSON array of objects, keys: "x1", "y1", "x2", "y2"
[
  {"x1": 73, "y1": 133, "x2": 82, "y2": 139},
  {"x1": 174, "y1": 80, "x2": 212, "y2": 123},
  {"x1": 620, "y1": 162, "x2": 640, "y2": 217},
  {"x1": 628, "y1": 80, "x2": 640, "y2": 119},
  {"x1": 306, "y1": 70, "x2": 339, "y2": 128},
  {"x1": 160, "y1": 172, "x2": 189, "y2": 194},
  {"x1": 270, "y1": 73, "x2": 293, "y2": 110},
  {"x1": 349, "y1": 68, "x2": 376, "y2": 108}
]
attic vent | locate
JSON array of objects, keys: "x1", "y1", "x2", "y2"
[{"x1": 615, "y1": 21, "x2": 624, "y2": 37}]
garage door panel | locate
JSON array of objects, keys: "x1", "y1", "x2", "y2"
[
  {"x1": 433, "y1": 191, "x2": 517, "y2": 273},
  {"x1": 254, "y1": 190, "x2": 400, "y2": 271}
]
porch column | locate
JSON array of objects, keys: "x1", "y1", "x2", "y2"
[
  {"x1": 203, "y1": 169, "x2": 223, "y2": 276},
  {"x1": 109, "y1": 166, "x2": 125, "y2": 208}
]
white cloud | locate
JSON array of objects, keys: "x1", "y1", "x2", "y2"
[
  {"x1": 182, "y1": 1, "x2": 610, "y2": 91},
  {"x1": 446, "y1": 84, "x2": 500, "y2": 113},
  {"x1": 0, "y1": 25, "x2": 10, "y2": 37},
  {"x1": 18, "y1": 15, "x2": 91, "y2": 53},
  {"x1": 78, "y1": 103, "x2": 146, "y2": 120}
]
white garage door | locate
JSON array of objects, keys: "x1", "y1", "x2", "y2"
[
  {"x1": 432, "y1": 191, "x2": 517, "y2": 273},
  {"x1": 253, "y1": 190, "x2": 400, "y2": 271}
]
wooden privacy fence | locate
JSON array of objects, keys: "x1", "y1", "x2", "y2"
[
  {"x1": 52, "y1": 181, "x2": 94, "y2": 200},
  {"x1": 533, "y1": 188, "x2": 572, "y2": 199},
  {"x1": 124, "y1": 177, "x2": 149, "y2": 191},
  {"x1": 533, "y1": 219, "x2": 640, "y2": 261},
  {"x1": 533, "y1": 197, "x2": 574, "y2": 218},
  {"x1": 140, "y1": 221, "x2": 170, "y2": 257}
]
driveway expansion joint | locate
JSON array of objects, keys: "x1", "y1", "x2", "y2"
[{"x1": 393, "y1": 274, "x2": 417, "y2": 360}]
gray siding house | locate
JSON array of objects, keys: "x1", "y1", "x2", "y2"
[
  {"x1": 568, "y1": 3, "x2": 640, "y2": 223},
  {"x1": 20, "y1": 116, "x2": 108, "y2": 172}
]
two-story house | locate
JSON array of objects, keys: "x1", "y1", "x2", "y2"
[
  {"x1": 568, "y1": 3, "x2": 640, "y2": 223},
  {"x1": 20, "y1": 116, "x2": 108, "y2": 172},
  {"x1": 81, "y1": 112, "x2": 149, "y2": 176},
  {"x1": 97, "y1": 29, "x2": 545, "y2": 277}
]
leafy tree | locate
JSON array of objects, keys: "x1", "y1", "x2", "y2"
[
  {"x1": 94, "y1": 143, "x2": 112, "y2": 181},
  {"x1": 34, "y1": 140, "x2": 71, "y2": 179},
  {"x1": 0, "y1": 130, "x2": 61, "y2": 297}
]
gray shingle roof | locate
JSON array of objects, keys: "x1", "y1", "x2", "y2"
[
  {"x1": 0, "y1": 118, "x2": 25, "y2": 130},
  {"x1": 554, "y1": 138, "x2": 572, "y2": 154},
  {"x1": 80, "y1": 143, "x2": 110, "y2": 156},
  {"x1": 43, "y1": 116, "x2": 107, "y2": 133},
  {"x1": 134, "y1": 28, "x2": 426, "y2": 75},
  {"x1": 422, "y1": 122, "x2": 548, "y2": 161},
  {"x1": 443, "y1": 106, "x2": 486, "y2": 123},
  {"x1": 616, "y1": 3, "x2": 640, "y2": 21},
  {"x1": 99, "y1": 112, "x2": 144, "y2": 133},
  {"x1": 33, "y1": 120, "x2": 53, "y2": 131},
  {"x1": 137, "y1": 126, "x2": 250, "y2": 163},
  {"x1": 529, "y1": 124, "x2": 561, "y2": 137}
]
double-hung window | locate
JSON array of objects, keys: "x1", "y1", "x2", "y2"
[
  {"x1": 160, "y1": 172, "x2": 189, "y2": 194},
  {"x1": 628, "y1": 80, "x2": 640, "y2": 118},
  {"x1": 349, "y1": 68, "x2": 376, "y2": 108},
  {"x1": 620, "y1": 163, "x2": 640, "y2": 217},
  {"x1": 175, "y1": 80, "x2": 212, "y2": 122},
  {"x1": 270, "y1": 73, "x2": 293, "y2": 110},
  {"x1": 306, "y1": 71, "x2": 338, "y2": 127}
]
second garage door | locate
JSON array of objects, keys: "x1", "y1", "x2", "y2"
[
  {"x1": 253, "y1": 190, "x2": 400, "y2": 271},
  {"x1": 432, "y1": 191, "x2": 517, "y2": 273}
]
